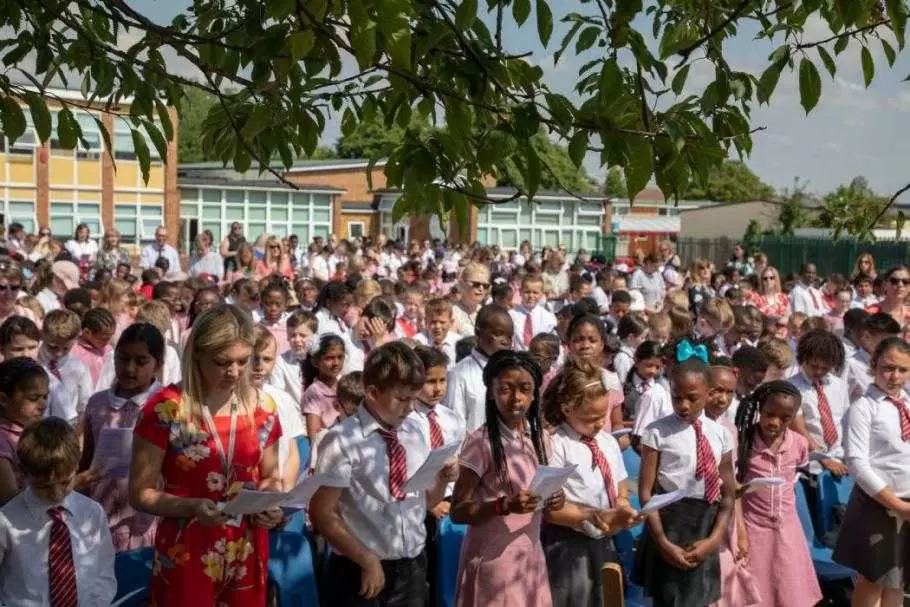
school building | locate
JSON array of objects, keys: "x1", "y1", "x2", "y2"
[{"x1": 0, "y1": 88, "x2": 178, "y2": 247}]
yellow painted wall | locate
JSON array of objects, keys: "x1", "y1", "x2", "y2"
[
  {"x1": 114, "y1": 163, "x2": 138, "y2": 188},
  {"x1": 114, "y1": 193, "x2": 139, "y2": 204},
  {"x1": 8, "y1": 159, "x2": 34, "y2": 184},
  {"x1": 146, "y1": 165, "x2": 164, "y2": 189},
  {"x1": 49, "y1": 157, "x2": 73, "y2": 185},
  {"x1": 140, "y1": 193, "x2": 163, "y2": 204},
  {"x1": 77, "y1": 160, "x2": 101, "y2": 186},
  {"x1": 8, "y1": 188, "x2": 35, "y2": 199}
]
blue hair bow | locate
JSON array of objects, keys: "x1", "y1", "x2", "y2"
[{"x1": 676, "y1": 339, "x2": 708, "y2": 364}]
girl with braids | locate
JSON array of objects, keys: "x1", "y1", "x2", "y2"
[
  {"x1": 541, "y1": 355, "x2": 640, "y2": 607},
  {"x1": 735, "y1": 380, "x2": 821, "y2": 607},
  {"x1": 636, "y1": 359, "x2": 735, "y2": 607},
  {"x1": 451, "y1": 350, "x2": 565, "y2": 607},
  {"x1": 0, "y1": 357, "x2": 50, "y2": 503},
  {"x1": 834, "y1": 337, "x2": 910, "y2": 607}
]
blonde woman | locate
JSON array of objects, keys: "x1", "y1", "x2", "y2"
[
  {"x1": 453, "y1": 262, "x2": 491, "y2": 336},
  {"x1": 748, "y1": 266, "x2": 790, "y2": 318},
  {"x1": 130, "y1": 305, "x2": 283, "y2": 606},
  {"x1": 851, "y1": 252, "x2": 877, "y2": 280},
  {"x1": 254, "y1": 235, "x2": 292, "y2": 280}
]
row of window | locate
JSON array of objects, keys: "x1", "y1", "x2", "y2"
[
  {"x1": 0, "y1": 110, "x2": 162, "y2": 162},
  {"x1": 477, "y1": 198, "x2": 605, "y2": 251},
  {"x1": 1, "y1": 199, "x2": 163, "y2": 244}
]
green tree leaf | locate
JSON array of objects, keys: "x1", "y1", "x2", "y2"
[
  {"x1": 817, "y1": 47, "x2": 836, "y2": 78},
  {"x1": 455, "y1": 0, "x2": 477, "y2": 30},
  {"x1": 882, "y1": 39, "x2": 896, "y2": 67},
  {"x1": 0, "y1": 97, "x2": 25, "y2": 143},
  {"x1": 861, "y1": 46, "x2": 875, "y2": 87},
  {"x1": 352, "y1": 23, "x2": 377, "y2": 70},
  {"x1": 568, "y1": 130, "x2": 589, "y2": 168},
  {"x1": 623, "y1": 136, "x2": 653, "y2": 203},
  {"x1": 513, "y1": 0, "x2": 531, "y2": 27},
  {"x1": 131, "y1": 128, "x2": 151, "y2": 183},
  {"x1": 56, "y1": 108, "x2": 78, "y2": 148},
  {"x1": 671, "y1": 64, "x2": 690, "y2": 95},
  {"x1": 24, "y1": 92, "x2": 51, "y2": 142},
  {"x1": 798, "y1": 58, "x2": 821, "y2": 113},
  {"x1": 576, "y1": 27, "x2": 599, "y2": 53},
  {"x1": 536, "y1": 0, "x2": 553, "y2": 47},
  {"x1": 757, "y1": 60, "x2": 784, "y2": 104}
]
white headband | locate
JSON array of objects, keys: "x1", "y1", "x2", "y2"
[{"x1": 309, "y1": 332, "x2": 342, "y2": 356}]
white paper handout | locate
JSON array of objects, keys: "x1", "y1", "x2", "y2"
[
  {"x1": 91, "y1": 427, "x2": 134, "y2": 479},
  {"x1": 402, "y1": 441, "x2": 461, "y2": 494},
  {"x1": 639, "y1": 489, "x2": 686, "y2": 514},
  {"x1": 219, "y1": 473, "x2": 349, "y2": 517},
  {"x1": 611, "y1": 428, "x2": 632, "y2": 437},
  {"x1": 744, "y1": 476, "x2": 786, "y2": 494},
  {"x1": 808, "y1": 451, "x2": 833, "y2": 462},
  {"x1": 529, "y1": 465, "x2": 577, "y2": 509}
]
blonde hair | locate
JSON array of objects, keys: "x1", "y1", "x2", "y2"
[
  {"x1": 460, "y1": 262, "x2": 490, "y2": 284},
  {"x1": 100, "y1": 278, "x2": 132, "y2": 313},
  {"x1": 700, "y1": 298, "x2": 734, "y2": 331},
  {"x1": 252, "y1": 323, "x2": 276, "y2": 351},
  {"x1": 42, "y1": 309, "x2": 81, "y2": 342},
  {"x1": 541, "y1": 356, "x2": 608, "y2": 426},
  {"x1": 759, "y1": 266, "x2": 782, "y2": 295},
  {"x1": 181, "y1": 305, "x2": 256, "y2": 427},
  {"x1": 758, "y1": 337, "x2": 793, "y2": 370},
  {"x1": 136, "y1": 301, "x2": 172, "y2": 337},
  {"x1": 354, "y1": 279, "x2": 382, "y2": 307},
  {"x1": 17, "y1": 296, "x2": 44, "y2": 323}
]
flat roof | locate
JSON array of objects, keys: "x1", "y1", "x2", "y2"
[{"x1": 178, "y1": 176, "x2": 344, "y2": 192}]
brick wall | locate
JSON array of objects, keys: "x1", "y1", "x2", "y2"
[
  {"x1": 163, "y1": 107, "x2": 180, "y2": 245},
  {"x1": 284, "y1": 166, "x2": 386, "y2": 236}
]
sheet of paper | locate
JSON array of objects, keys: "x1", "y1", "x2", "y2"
[
  {"x1": 220, "y1": 490, "x2": 289, "y2": 517},
  {"x1": 282, "y1": 473, "x2": 349, "y2": 510},
  {"x1": 528, "y1": 465, "x2": 577, "y2": 508},
  {"x1": 402, "y1": 441, "x2": 461, "y2": 494},
  {"x1": 611, "y1": 428, "x2": 632, "y2": 437},
  {"x1": 808, "y1": 451, "x2": 833, "y2": 462},
  {"x1": 640, "y1": 489, "x2": 686, "y2": 514},
  {"x1": 111, "y1": 588, "x2": 146, "y2": 607},
  {"x1": 747, "y1": 476, "x2": 786, "y2": 487},
  {"x1": 91, "y1": 427, "x2": 133, "y2": 479}
]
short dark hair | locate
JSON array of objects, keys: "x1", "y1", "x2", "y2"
[
  {"x1": 363, "y1": 341, "x2": 426, "y2": 391},
  {"x1": 0, "y1": 315, "x2": 40, "y2": 347},
  {"x1": 455, "y1": 336, "x2": 476, "y2": 362},
  {"x1": 617, "y1": 314, "x2": 649, "y2": 340},
  {"x1": 363, "y1": 296, "x2": 396, "y2": 331},
  {"x1": 337, "y1": 371, "x2": 365, "y2": 406},
  {"x1": 476, "y1": 303, "x2": 511, "y2": 331},
  {"x1": 414, "y1": 344, "x2": 449, "y2": 371},
  {"x1": 731, "y1": 345, "x2": 769, "y2": 374},
  {"x1": 796, "y1": 329, "x2": 845, "y2": 370},
  {"x1": 611, "y1": 290, "x2": 632, "y2": 305},
  {"x1": 62, "y1": 288, "x2": 92, "y2": 311},
  {"x1": 18, "y1": 417, "x2": 80, "y2": 480},
  {"x1": 117, "y1": 322, "x2": 166, "y2": 365},
  {"x1": 82, "y1": 307, "x2": 116, "y2": 332},
  {"x1": 852, "y1": 272, "x2": 873, "y2": 286},
  {"x1": 863, "y1": 312, "x2": 901, "y2": 337},
  {"x1": 843, "y1": 308, "x2": 869, "y2": 336}
]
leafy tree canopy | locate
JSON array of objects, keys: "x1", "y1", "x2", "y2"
[
  {"x1": 603, "y1": 166, "x2": 627, "y2": 199},
  {"x1": 682, "y1": 160, "x2": 775, "y2": 202},
  {"x1": 813, "y1": 176, "x2": 904, "y2": 240},
  {"x1": 498, "y1": 131, "x2": 592, "y2": 192},
  {"x1": 0, "y1": 0, "x2": 907, "y2": 229}
]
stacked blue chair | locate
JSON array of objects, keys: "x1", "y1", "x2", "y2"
[
  {"x1": 814, "y1": 471, "x2": 854, "y2": 539},
  {"x1": 113, "y1": 547, "x2": 153, "y2": 606},
  {"x1": 613, "y1": 495, "x2": 650, "y2": 605},
  {"x1": 794, "y1": 481, "x2": 854, "y2": 582},
  {"x1": 436, "y1": 516, "x2": 467, "y2": 607},
  {"x1": 622, "y1": 448, "x2": 641, "y2": 483}
]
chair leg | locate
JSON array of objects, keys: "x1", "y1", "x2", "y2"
[{"x1": 601, "y1": 562, "x2": 625, "y2": 607}]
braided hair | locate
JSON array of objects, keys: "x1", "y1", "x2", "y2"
[
  {"x1": 733, "y1": 379, "x2": 802, "y2": 483},
  {"x1": 482, "y1": 349, "x2": 548, "y2": 492}
]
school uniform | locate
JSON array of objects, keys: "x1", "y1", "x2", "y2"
[
  {"x1": 630, "y1": 382, "x2": 673, "y2": 438},
  {"x1": 0, "y1": 487, "x2": 117, "y2": 606},
  {"x1": 267, "y1": 354, "x2": 303, "y2": 406},
  {"x1": 315, "y1": 308, "x2": 363, "y2": 374},
  {"x1": 262, "y1": 384, "x2": 306, "y2": 482},
  {"x1": 623, "y1": 373, "x2": 654, "y2": 422},
  {"x1": 395, "y1": 316, "x2": 420, "y2": 339},
  {"x1": 94, "y1": 344, "x2": 181, "y2": 393},
  {"x1": 636, "y1": 413, "x2": 732, "y2": 606},
  {"x1": 442, "y1": 349, "x2": 488, "y2": 433},
  {"x1": 260, "y1": 312, "x2": 291, "y2": 355},
  {"x1": 845, "y1": 348, "x2": 873, "y2": 402},
  {"x1": 413, "y1": 331, "x2": 460, "y2": 370},
  {"x1": 834, "y1": 385, "x2": 910, "y2": 587},
  {"x1": 509, "y1": 305, "x2": 557, "y2": 350},
  {"x1": 40, "y1": 354, "x2": 93, "y2": 425},
  {"x1": 787, "y1": 371, "x2": 849, "y2": 473},
  {"x1": 544, "y1": 425, "x2": 626, "y2": 607},
  {"x1": 613, "y1": 344, "x2": 635, "y2": 385},
  {"x1": 316, "y1": 406, "x2": 432, "y2": 606},
  {"x1": 70, "y1": 340, "x2": 111, "y2": 389},
  {"x1": 789, "y1": 282, "x2": 828, "y2": 317}
]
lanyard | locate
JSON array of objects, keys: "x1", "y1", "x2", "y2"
[{"x1": 200, "y1": 400, "x2": 238, "y2": 479}]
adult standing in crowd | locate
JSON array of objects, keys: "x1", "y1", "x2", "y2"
[
  {"x1": 851, "y1": 252, "x2": 878, "y2": 280},
  {"x1": 35, "y1": 260, "x2": 80, "y2": 314},
  {"x1": 867, "y1": 265, "x2": 910, "y2": 328},
  {"x1": 219, "y1": 222, "x2": 246, "y2": 277},
  {"x1": 629, "y1": 253, "x2": 666, "y2": 311},
  {"x1": 94, "y1": 229, "x2": 131, "y2": 277},
  {"x1": 0, "y1": 263, "x2": 37, "y2": 325},
  {"x1": 686, "y1": 259, "x2": 715, "y2": 313},
  {"x1": 4, "y1": 223, "x2": 26, "y2": 257},
  {"x1": 188, "y1": 230, "x2": 224, "y2": 279},
  {"x1": 726, "y1": 242, "x2": 754, "y2": 276},
  {"x1": 749, "y1": 266, "x2": 790, "y2": 319},
  {"x1": 254, "y1": 235, "x2": 293, "y2": 280},
  {"x1": 452, "y1": 262, "x2": 491, "y2": 336},
  {"x1": 140, "y1": 226, "x2": 181, "y2": 272},
  {"x1": 790, "y1": 263, "x2": 828, "y2": 317},
  {"x1": 129, "y1": 305, "x2": 283, "y2": 605},
  {"x1": 65, "y1": 222, "x2": 99, "y2": 279},
  {"x1": 542, "y1": 250, "x2": 569, "y2": 301}
]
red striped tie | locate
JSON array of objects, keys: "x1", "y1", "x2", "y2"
[
  {"x1": 693, "y1": 419, "x2": 721, "y2": 503},
  {"x1": 581, "y1": 436, "x2": 617, "y2": 506},
  {"x1": 47, "y1": 506, "x2": 78, "y2": 607},
  {"x1": 813, "y1": 381, "x2": 839, "y2": 447},
  {"x1": 523, "y1": 313, "x2": 533, "y2": 347},
  {"x1": 48, "y1": 360, "x2": 62, "y2": 381},
  {"x1": 378, "y1": 428, "x2": 407, "y2": 500},
  {"x1": 887, "y1": 396, "x2": 910, "y2": 441},
  {"x1": 427, "y1": 410, "x2": 444, "y2": 449}
]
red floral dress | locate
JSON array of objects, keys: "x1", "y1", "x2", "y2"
[{"x1": 134, "y1": 385, "x2": 282, "y2": 606}]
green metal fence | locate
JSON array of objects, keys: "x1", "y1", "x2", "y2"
[
  {"x1": 677, "y1": 236, "x2": 910, "y2": 277},
  {"x1": 594, "y1": 235, "x2": 617, "y2": 261}
]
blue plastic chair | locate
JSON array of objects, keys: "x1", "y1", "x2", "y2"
[
  {"x1": 436, "y1": 516, "x2": 467, "y2": 607},
  {"x1": 113, "y1": 547, "x2": 153, "y2": 606},
  {"x1": 815, "y1": 471, "x2": 854, "y2": 539},
  {"x1": 794, "y1": 481, "x2": 854, "y2": 582},
  {"x1": 295, "y1": 435, "x2": 311, "y2": 471},
  {"x1": 622, "y1": 448, "x2": 641, "y2": 481},
  {"x1": 613, "y1": 495, "x2": 648, "y2": 603},
  {"x1": 268, "y1": 509, "x2": 319, "y2": 606}
]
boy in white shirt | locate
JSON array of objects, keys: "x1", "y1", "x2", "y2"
[
  {"x1": 38, "y1": 310, "x2": 93, "y2": 426},
  {"x1": 413, "y1": 298, "x2": 460, "y2": 369},
  {"x1": 0, "y1": 417, "x2": 116, "y2": 605},
  {"x1": 510, "y1": 275, "x2": 556, "y2": 350},
  {"x1": 846, "y1": 312, "x2": 901, "y2": 401}
]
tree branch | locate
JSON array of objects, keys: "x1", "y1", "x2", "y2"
[
  {"x1": 794, "y1": 19, "x2": 890, "y2": 50},
  {"x1": 675, "y1": 0, "x2": 752, "y2": 61},
  {"x1": 867, "y1": 182, "x2": 910, "y2": 231}
]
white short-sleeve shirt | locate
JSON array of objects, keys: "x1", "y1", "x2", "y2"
[{"x1": 641, "y1": 413, "x2": 732, "y2": 495}]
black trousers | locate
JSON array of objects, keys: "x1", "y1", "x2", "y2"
[{"x1": 324, "y1": 550, "x2": 427, "y2": 607}]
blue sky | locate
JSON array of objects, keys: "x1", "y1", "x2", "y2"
[{"x1": 139, "y1": 1, "x2": 910, "y2": 198}]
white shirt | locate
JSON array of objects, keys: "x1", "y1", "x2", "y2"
[
  {"x1": 846, "y1": 349, "x2": 873, "y2": 402},
  {"x1": 268, "y1": 354, "x2": 303, "y2": 406},
  {"x1": 309, "y1": 255, "x2": 330, "y2": 281},
  {"x1": 95, "y1": 345, "x2": 181, "y2": 394},
  {"x1": 629, "y1": 269, "x2": 665, "y2": 310},
  {"x1": 263, "y1": 384, "x2": 305, "y2": 482},
  {"x1": 509, "y1": 305, "x2": 557, "y2": 350},
  {"x1": 442, "y1": 349, "x2": 488, "y2": 433},
  {"x1": 789, "y1": 283, "x2": 828, "y2": 317},
  {"x1": 413, "y1": 331, "x2": 460, "y2": 369},
  {"x1": 631, "y1": 382, "x2": 673, "y2": 437},
  {"x1": 139, "y1": 243, "x2": 181, "y2": 271},
  {"x1": 35, "y1": 288, "x2": 60, "y2": 315},
  {"x1": 451, "y1": 303, "x2": 478, "y2": 337},
  {"x1": 787, "y1": 371, "x2": 849, "y2": 467},
  {"x1": 187, "y1": 251, "x2": 224, "y2": 278},
  {"x1": 411, "y1": 402, "x2": 467, "y2": 449},
  {"x1": 315, "y1": 309, "x2": 364, "y2": 375},
  {"x1": 64, "y1": 239, "x2": 99, "y2": 262},
  {"x1": 0, "y1": 488, "x2": 116, "y2": 606},
  {"x1": 315, "y1": 406, "x2": 431, "y2": 560},
  {"x1": 641, "y1": 413, "x2": 732, "y2": 495},
  {"x1": 591, "y1": 286, "x2": 610, "y2": 313},
  {"x1": 845, "y1": 386, "x2": 910, "y2": 498},
  {"x1": 613, "y1": 344, "x2": 635, "y2": 385},
  {"x1": 550, "y1": 425, "x2": 627, "y2": 537},
  {"x1": 40, "y1": 354, "x2": 93, "y2": 424}
]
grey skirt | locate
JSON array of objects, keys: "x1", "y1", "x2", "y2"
[
  {"x1": 541, "y1": 523, "x2": 618, "y2": 607},
  {"x1": 833, "y1": 487, "x2": 910, "y2": 589}
]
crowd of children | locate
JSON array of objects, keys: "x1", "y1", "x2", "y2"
[{"x1": 0, "y1": 238, "x2": 907, "y2": 607}]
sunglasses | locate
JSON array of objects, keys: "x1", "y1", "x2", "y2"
[
  {"x1": 469, "y1": 281, "x2": 490, "y2": 290},
  {"x1": 269, "y1": 245, "x2": 280, "y2": 249},
  {"x1": 762, "y1": 276, "x2": 775, "y2": 281},
  {"x1": 0, "y1": 284, "x2": 20, "y2": 293},
  {"x1": 889, "y1": 277, "x2": 910, "y2": 286}
]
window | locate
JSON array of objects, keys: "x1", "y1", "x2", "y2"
[
  {"x1": 7, "y1": 113, "x2": 35, "y2": 155},
  {"x1": 50, "y1": 202, "x2": 102, "y2": 239},
  {"x1": 114, "y1": 121, "x2": 135, "y2": 161},
  {"x1": 4, "y1": 201, "x2": 37, "y2": 233},
  {"x1": 75, "y1": 112, "x2": 102, "y2": 158},
  {"x1": 348, "y1": 222, "x2": 364, "y2": 239},
  {"x1": 114, "y1": 203, "x2": 163, "y2": 244}
]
